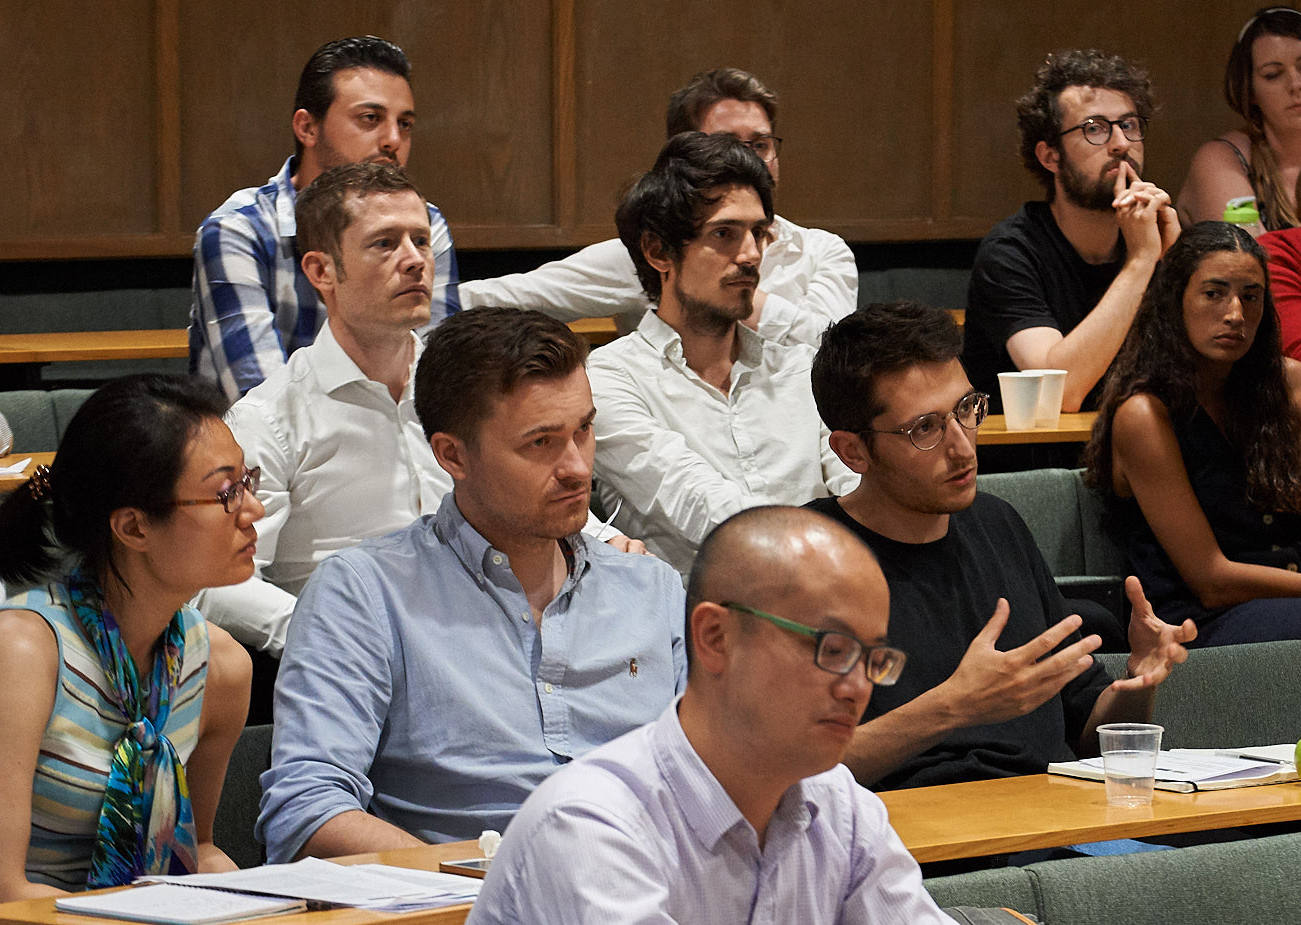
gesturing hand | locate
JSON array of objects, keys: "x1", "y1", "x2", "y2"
[
  {"x1": 945, "y1": 598, "x2": 1101, "y2": 726},
  {"x1": 1113, "y1": 575, "x2": 1195, "y2": 692}
]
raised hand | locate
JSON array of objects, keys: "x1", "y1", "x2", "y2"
[{"x1": 945, "y1": 598, "x2": 1101, "y2": 726}]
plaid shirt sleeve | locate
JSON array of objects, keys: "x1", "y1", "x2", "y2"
[
  {"x1": 190, "y1": 206, "x2": 307, "y2": 401},
  {"x1": 427, "y1": 202, "x2": 461, "y2": 322}
]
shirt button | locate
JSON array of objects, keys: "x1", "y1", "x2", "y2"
[
  {"x1": 492, "y1": 554, "x2": 503, "y2": 565},
  {"x1": 544, "y1": 683, "x2": 554, "y2": 694},
  {"x1": 1264, "y1": 514, "x2": 1275, "y2": 526},
  {"x1": 521, "y1": 612, "x2": 531, "y2": 622},
  {"x1": 1273, "y1": 545, "x2": 1282, "y2": 552},
  {"x1": 1288, "y1": 563, "x2": 1298, "y2": 572}
]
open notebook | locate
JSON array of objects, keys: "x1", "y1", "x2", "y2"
[{"x1": 1048, "y1": 745, "x2": 1298, "y2": 793}]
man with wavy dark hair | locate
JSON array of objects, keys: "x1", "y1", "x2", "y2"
[
  {"x1": 189, "y1": 36, "x2": 460, "y2": 400},
  {"x1": 588, "y1": 133, "x2": 855, "y2": 574},
  {"x1": 962, "y1": 49, "x2": 1179, "y2": 418},
  {"x1": 459, "y1": 67, "x2": 856, "y2": 347}
]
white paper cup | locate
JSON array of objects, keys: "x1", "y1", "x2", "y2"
[
  {"x1": 1098, "y1": 723, "x2": 1163, "y2": 807},
  {"x1": 1024, "y1": 368, "x2": 1067, "y2": 428},
  {"x1": 997, "y1": 371, "x2": 1044, "y2": 430}
]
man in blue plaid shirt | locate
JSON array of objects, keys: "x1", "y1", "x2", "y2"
[{"x1": 188, "y1": 36, "x2": 460, "y2": 400}]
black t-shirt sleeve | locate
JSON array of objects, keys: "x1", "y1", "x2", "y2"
[
  {"x1": 968, "y1": 231, "x2": 1064, "y2": 345},
  {"x1": 1011, "y1": 499, "x2": 1113, "y2": 750}
]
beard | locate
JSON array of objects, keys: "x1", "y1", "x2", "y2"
[
  {"x1": 1058, "y1": 150, "x2": 1142, "y2": 212},
  {"x1": 673, "y1": 271, "x2": 757, "y2": 336}
]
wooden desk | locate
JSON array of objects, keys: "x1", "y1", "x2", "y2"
[
  {"x1": 976, "y1": 412, "x2": 1097, "y2": 446},
  {"x1": 880, "y1": 773, "x2": 1301, "y2": 863},
  {"x1": 0, "y1": 330, "x2": 189, "y2": 364},
  {"x1": 566, "y1": 316, "x2": 619, "y2": 346},
  {"x1": 0, "y1": 322, "x2": 615, "y2": 366},
  {"x1": 0, "y1": 330, "x2": 189, "y2": 389},
  {"x1": 0, "y1": 841, "x2": 482, "y2": 925},
  {"x1": 0, "y1": 452, "x2": 56, "y2": 493}
]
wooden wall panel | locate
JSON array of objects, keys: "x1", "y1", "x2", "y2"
[
  {"x1": 950, "y1": 0, "x2": 1266, "y2": 231},
  {"x1": 0, "y1": 0, "x2": 158, "y2": 239},
  {"x1": 178, "y1": 0, "x2": 553, "y2": 236},
  {"x1": 570, "y1": 0, "x2": 935, "y2": 240},
  {"x1": 0, "y1": 1, "x2": 1291, "y2": 258}
]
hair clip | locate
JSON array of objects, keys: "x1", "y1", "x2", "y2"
[
  {"x1": 1239, "y1": 7, "x2": 1301, "y2": 45},
  {"x1": 27, "y1": 465, "x2": 51, "y2": 502}
]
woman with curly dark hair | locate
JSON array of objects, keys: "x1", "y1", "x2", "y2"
[{"x1": 1086, "y1": 221, "x2": 1301, "y2": 645}]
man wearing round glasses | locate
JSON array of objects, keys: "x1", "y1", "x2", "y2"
[
  {"x1": 468, "y1": 507, "x2": 955, "y2": 924},
  {"x1": 458, "y1": 67, "x2": 856, "y2": 348},
  {"x1": 807, "y1": 301, "x2": 1194, "y2": 792},
  {"x1": 963, "y1": 49, "x2": 1180, "y2": 422}
]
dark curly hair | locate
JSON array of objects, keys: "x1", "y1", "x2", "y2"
[
  {"x1": 1016, "y1": 49, "x2": 1156, "y2": 199},
  {"x1": 615, "y1": 132, "x2": 773, "y2": 302},
  {"x1": 1085, "y1": 221, "x2": 1301, "y2": 513}
]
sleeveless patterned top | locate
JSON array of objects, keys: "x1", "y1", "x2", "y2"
[{"x1": 7, "y1": 582, "x2": 209, "y2": 890}]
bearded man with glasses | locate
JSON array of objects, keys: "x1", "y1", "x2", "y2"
[
  {"x1": 804, "y1": 301, "x2": 1194, "y2": 793},
  {"x1": 962, "y1": 49, "x2": 1181, "y2": 430}
]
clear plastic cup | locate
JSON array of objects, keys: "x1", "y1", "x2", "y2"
[{"x1": 1098, "y1": 723, "x2": 1163, "y2": 807}]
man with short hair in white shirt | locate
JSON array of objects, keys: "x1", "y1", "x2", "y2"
[
  {"x1": 459, "y1": 68, "x2": 856, "y2": 347},
  {"x1": 589, "y1": 133, "x2": 855, "y2": 574},
  {"x1": 468, "y1": 506, "x2": 954, "y2": 925},
  {"x1": 195, "y1": 163, "x2": 630, "y2": 658}
]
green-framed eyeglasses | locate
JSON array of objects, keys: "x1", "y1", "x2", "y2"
[{"x1": 721, "y1": 601, "x2": 906, "y2": 684}]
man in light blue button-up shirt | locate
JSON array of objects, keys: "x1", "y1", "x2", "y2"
[
  {"x1": 257, "y1": 307, "x2": 686, "y2": 862},
  {"x1": 469, "y1": 506, "x2": 955, "y2": 924}
]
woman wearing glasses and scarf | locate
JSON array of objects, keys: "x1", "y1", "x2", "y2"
[
  {"x1": 1086, "y1": 222, "x2": 1301, "y2": 646},
  {"x1": 0, "y1": 374, "x2": 257, "y2": 899}
]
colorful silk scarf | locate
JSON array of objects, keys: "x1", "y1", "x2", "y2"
[{"x1": 68, "y1": 570, "x2": 197, "y2": 887}]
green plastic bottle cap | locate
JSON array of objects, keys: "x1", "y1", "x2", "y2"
[{"x1": 1224, "y1": 197, "x2": 1261, "y2": 224}]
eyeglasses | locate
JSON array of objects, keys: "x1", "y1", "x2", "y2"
[
  {"x1": 168, "y1": 467, "x2": 261, "y2": 514},
  {"x1": 1058, "y1": 116, "x2": 1147, "y2": 146},
  {"x1": 740, "y1": 135, "x2": 782, "y2": 163},
  {"x1": 721, "y1": 602, "x2": 906, "y2": 684},
  {"x1": 865, "y1": 390, "x2": 988, "y2": 451}
]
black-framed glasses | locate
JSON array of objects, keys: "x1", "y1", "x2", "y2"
[
  {"x1": 168, "y1": 467, "x2": 261, "y2": 514},
  {"x1": 1058, "y1": 116, "x2": 1147, "y2": 146},
  {"x1": 721, "y1": 602, "x2": 907, "y2": 684},
  {"x1": 740, "y1": 135, "x2": 782, "y2": 163},
  {"x1": 865, "y1": 390, "x2": 988, "y2": 452}
]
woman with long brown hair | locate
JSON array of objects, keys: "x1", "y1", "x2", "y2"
[{"x1": 1086, "y1": 222, "x2": 1301, "y2": 645}]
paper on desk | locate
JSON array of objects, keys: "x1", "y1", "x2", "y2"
[
  {"x1": 347, "y1": 864, "x2": 481, "y2": 911},
  {"x1": 1069, "y1": 750, "x2": 1288, "y2": 783},
  {"x1": 56, "y1": 884, "x2": 305, "y2": 925},
  {"x1": 1214, "y1": 744, "x2": 1297, "y2": 765},
  {"x1": 137, "y1": 856, "x2": 468, "y2": 908},
  {"x1": 0, "y1": 457, "x2": 31, "y2": 476}
]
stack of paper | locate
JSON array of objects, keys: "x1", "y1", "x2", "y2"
[
  {"x1": 56, "y1": 884, "x2": 305, "y2": 924},
  {"x1": 138, "y1": 857, "x2": 482, "y2": 912},
  {"x1": 1048, "y1": 744, "x2": 1298, "y2": 792}
]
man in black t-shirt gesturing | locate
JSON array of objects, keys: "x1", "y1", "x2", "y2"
[
  {"x1": 962, "y1": 49, "x2": 1180, "y2": 414},
  {"x1": 806, "y1": 301, "x2": 1195, "y2": 790}
]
